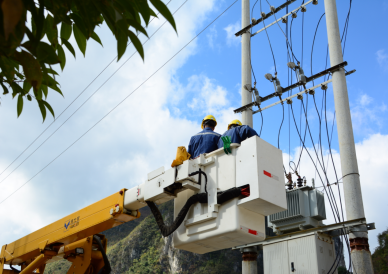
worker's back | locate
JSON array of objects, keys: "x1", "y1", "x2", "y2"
[
  {"x1": 217, "y1": 125, "x2": 258, "y2": 148},
  {"x1": 188, "y1": 127, "x2": 221, "y2": 159}
]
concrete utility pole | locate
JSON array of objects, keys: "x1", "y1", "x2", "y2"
[
  {"x1": 324, "y1": 0, "x2": 374, "y2": 273},
  {"x1": 241, "y1": 0, "x2": 256, "y2": 273},
  {"x1": 241, "y1": 247, "x2": 258, "y2": 274},
  {"x1": 241, "y1": 0, "x2": 253, "y2": 127}
]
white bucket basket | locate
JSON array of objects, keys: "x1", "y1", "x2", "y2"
[{"x1": 173, "y1": 136, "x2": 287, "y2": 254}]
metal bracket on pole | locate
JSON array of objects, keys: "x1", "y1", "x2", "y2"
[
  {"x1": 235, "y1": 0, "x2": 297, "y2": 37},
  {"x1": 251, "y1": 0, "x2": 315, "y2": 37},
  {"x1": 233, "y1": 62, "x2": 350, "y2": 114}
]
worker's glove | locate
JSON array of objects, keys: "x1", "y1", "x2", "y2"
[
  {"x1": 221, "y1": 136, "x2": 232, "y2": 155},
  {"x1": 171, "y1": 146, "x2": 191, "y2": 167}
]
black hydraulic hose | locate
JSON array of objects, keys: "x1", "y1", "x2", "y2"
[
  {"x1": 188, "y1": 168, "x2": 208, "y2": 194},
  {"x1": 147, "y1": 187, "x2": 242, "y2": 237},
  {"x1": 93, "y1": 235, "x2": 111, "y2": 274}
]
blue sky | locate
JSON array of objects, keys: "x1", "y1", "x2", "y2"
[{"x1": 1, "y1": 0, "x2": 388, "y2": 261}]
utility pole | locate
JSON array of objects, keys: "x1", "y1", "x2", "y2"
[
  {"x1": 241, "y1": 0, "x2": 253, "y2": 127},
  {"x1": 324, "y1": 0, "x2": 374, "y2": 273},
  {"x1": 241, "y1": 0, "x2": 256, "y2": 272},
  {"x1": 241, "y1": 247, "x2": 258, "y2": 274}
]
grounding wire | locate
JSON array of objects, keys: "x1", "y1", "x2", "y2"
[
  {"x1": 0, "y1": 0, "x2": 239, "y2": 206},
  {"x1": 0, "y1": 0, "x2": 174, "y2": 180}
]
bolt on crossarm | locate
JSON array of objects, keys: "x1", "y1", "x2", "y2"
[
  {"x1": 324, "y1": 0, "x2": 374, "y2": 272},
  {"x1": 241, "y1": 0, "x2": 253, "y2": 127}
]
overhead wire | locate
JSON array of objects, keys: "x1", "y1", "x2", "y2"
[
  {"x1": 0, "y1": 0, "x2": 174, "y2": 180},
  {"x1": 264, "y1": 0, "x2": 298, "y2": 62},
  {"x1": 260, "y1": 0, "x2": 277, "y2": 74},
  {"x1": 0, "y1": 0, "x2": 239, "y2": 206},
  {"x1": 0, "y1": 0, "x2": 180, "y2": 186}
]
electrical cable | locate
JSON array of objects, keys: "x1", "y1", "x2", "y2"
[
  {"x1": 310, "y1": 13, "x2": 325, "y2": 86},
  {"x1": 293, "y1": 96, "x2": 344, "y2": 224},
  {"x1": 260, "y1": 0, "x2": 277, "y2": 74},
  {"x1": 0, "y1": 0, "x2": 174, "y2": 179},
  {"x1": 300, "y1": 99, "x2": 343, "y2": 222},
  {"x1": 0, "y1": 0, "x2": 239, "y2": 206},
  {"x1": 278, "y1": 100, "x2": 284, "y2": 149},
  {"x1": 0, "y1": 0, "x2": 185, "y2": 186},
  {"x1": 290, "y1": 103, "x2": 339, "y2": 223},
  {"x1": 259, "y1": 110, "x2": 264, "y2": 137},
  {"x1": 264, "y1": 0, "x2": 298, "y2": 63}
]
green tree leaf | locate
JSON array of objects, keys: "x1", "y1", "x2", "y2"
[
  {"x1": 27, "y1": 94, "x2": 32, "y2": 101},
  {"x1": 45, "y1": 14, "x2": 58, "y2": 47},
  {"x1": 23, "y1": 81, "x2": 32, "y2": 92},
  {"x1": 126, "y1": 19, "x2": 148, "y2": 37},
  {"x1": 62, "y1": 39, "x2": 76, "y2": 58},
  {"x1": 0, "y1": 56, "x2": 17, "y2": 82},
  {"x1": 116, "y1": 20, "x2": 128, "y2": 61},
  {"x1": 57, "y1": 44, "x2": 66, "y2": 70},
  {"x1": 60, "y1": 22, "x2": 72, "y2": 40},
  {"x1": 15, "y1": 50, "x2": 43, "y2": 90},
  {"x1": 1, "y1": 82, "x2": 9, "y2": 95},
  {"x1": 17, "y1": 94, "x2": 23, "y2": 117},
  {"x1": 11, "y1": 82, "x2": 25, "y2": 97},
  {"x1": 73, "y1": 24, "x2": 86, "y2": 56},
  {"x1": 128, "y1": 30, "x2": 144, "y2": 60},
  {"x1": 71, "y1": 13, "x2": 89, "y2": 38},
  {"x1": 37, "y1": 42, "x2": 60, "y2": 64},
  {"x1": 133, "y1": 0, "x2": 151, "y2": 25},
  {"x1": 41, "y1": 84, "x2": 48, "y2": 98},
  {"x1": 42, "y1": 100, "x2": 55, "y2": 118},
  {"x1": 91, "y1": 32, "x2": 103, "y2": 46},
  {"x1": 150, "y1": 0, "x2": 177, "y2": 32},
  {"x1": 37, "y1": 100, "x2": 47, "y2": 122}
]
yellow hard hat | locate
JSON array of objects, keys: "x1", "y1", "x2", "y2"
[
  {"x1": 201, "y1": 115, "x2": 217, "y2": 129},
  {"x1": 228, "y1": 119, "x2": 242, "y2": 130}
]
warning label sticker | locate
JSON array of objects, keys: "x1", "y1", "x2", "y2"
[
  {"x1": 240, "y1": 226, "x2": 265, "y2": 237},
  {"x1": 263, "y1": 170, "x2": 279, "y2": 181}
]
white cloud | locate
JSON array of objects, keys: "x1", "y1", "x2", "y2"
[
  {"x1": 207, "y1": 25, "x2": 218, "y2": 49},
  {"x1": 376, "y1": 49, "x2": 388, "y2": 70},
  {"x1": 351, "y1": 93, "x2": 387, "y2": 134},
  {"x1": 0, "y1": 0, "x2": 221, "y2": 247},
  {"x1": 224, "y1": 21, "x2": 240, "y2": 47}
]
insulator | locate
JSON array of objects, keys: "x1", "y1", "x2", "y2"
[{"x1": 297, "y1": 177, "x2": 303, "y2": 188}]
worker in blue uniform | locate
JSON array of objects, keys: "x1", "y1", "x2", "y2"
[
  {"x1": 218, "y1": 119, "x2": 258, "y2": 148},
  {"x1": 188, "y1": 115, "x2": 221, "y2": 159}
]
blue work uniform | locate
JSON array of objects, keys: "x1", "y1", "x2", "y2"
[
  {"x1": 188, "y1": 128, "x2": 221, "y2": 159},
  {"x1": 217, "y1": 125, "x2": 258, "y2": 148}
]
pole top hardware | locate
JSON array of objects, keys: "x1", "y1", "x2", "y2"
[{"x1": 234, "y1": 0, "x2": 297, "y2": 37}]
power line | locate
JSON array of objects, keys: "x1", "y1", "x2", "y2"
[
  {"x1": 0, "y1": 0, "x2": 181, "y2": 186},
  {"x1": 260, "y1": 0, "x2": 277, "y2": 74},
  {"x1": 0, "y1": 0, "x2": 174, "y2": 179},
  {"x1": 0, "y1": 0, "x2": 239, "y2": 206}
]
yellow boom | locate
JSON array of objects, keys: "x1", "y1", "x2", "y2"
[{"x1": 0, "y1": 189, "x2": 140, "y2": 274}]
